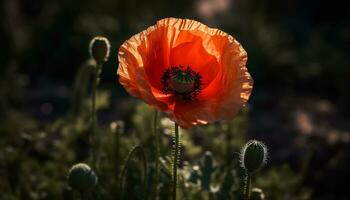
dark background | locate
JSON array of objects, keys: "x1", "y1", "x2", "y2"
[{"x1": 1, "y1": 0, "x2": 350, "y2": 199}]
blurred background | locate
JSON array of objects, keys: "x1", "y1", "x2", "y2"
[{"x1": 1, "y1": 0, "x2": 349, "y2": 199}]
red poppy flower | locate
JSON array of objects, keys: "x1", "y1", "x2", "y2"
[{"x1": 117, "y1": 18, "x2": 253, "y2": 128}]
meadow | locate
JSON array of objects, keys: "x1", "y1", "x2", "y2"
[{"x1": 1, "y1": 0, "x2": 349, "y2": 199}]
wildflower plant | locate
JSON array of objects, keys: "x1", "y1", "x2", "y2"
[
  {"x1": 0, "y1": 17, "x2": 316, "y2": 200},
  {"x1": 117, "y1": 17, "x2": 253, "y2": 200},
  {"x1": 89, "y1": 36, "x2": 110, "y2": 169},
  {"x1": 241, "y1": 140, "x2": 268, "y2": 200}
]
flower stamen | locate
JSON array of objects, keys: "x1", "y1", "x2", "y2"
[{"x1": 161, "y1": 66, "x2": 202, "y2": 101}]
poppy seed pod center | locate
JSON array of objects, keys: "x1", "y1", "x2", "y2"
[
  {"x1": 162, "y1": 66, "x2": 202, "y2": 100},
  {"x1": 170, "y1": 71, "x2": 195, "y2": 93}
]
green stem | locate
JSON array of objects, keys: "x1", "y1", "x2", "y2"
[
  {"x1": 91, "y1": 63, "x2": 102, "y2": 169},
  {"x1": 154, "y1": 110, "x2": 159, "y2": 199},
  {"x1": 120, "y1": 146, "x2": 148, "y2": 200},
  {"x1": 208, "y1": 192, "x2": 214, "y2": 200},
  {"x1": 244, "y1": 173, "x2": 251, "y2": 200},
  {"x1": 80, "y1": 190, "x2": 85, "y2": 200},
  {"x1": 225, "y1": 123, "x2": 233, "y2": 166},
  {"x1": 172, "y1": 123, "x2": 180, "y2": 200},
  {"x1": 113, "y1": 123, "x2": 121, "y2": 195},
  {"x1": 181, "y1": 178, "x2": 190, "y2": 200}
]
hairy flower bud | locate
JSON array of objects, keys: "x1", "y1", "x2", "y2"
[
  {"x1": 89, "y1": 36, "x2": 110, "y2": 63},
  {"x1": 241, "y1": 140, "x2": 267, "y2": 173},
  {"x1": 251, "y1": 188, "x2": 266, "y2": 200},
  {"x1": 68, "y1": 163, "x2": 98, "y2": 191}
]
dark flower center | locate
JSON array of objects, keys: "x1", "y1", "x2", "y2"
[{"x1": 161, "y1": 66, "x2": 202, "y2": 101}]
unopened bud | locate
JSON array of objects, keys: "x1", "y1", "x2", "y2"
[
  {"x1": 251, "y1": 188, "x2": 265, "y2": 200},
  {"x1": 68, "y1": 163, "x2": 98, "y2": 191},
  {"x1": 89, "y1": 36, "x2": 110, "y2": 63},
  {"x1": 241, "y1": 140, "x2": 267, "y2": 173}
]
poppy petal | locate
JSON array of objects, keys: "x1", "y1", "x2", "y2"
[
  {"x1": 169, "y1": 35, "x2": 219, "y2": 88},
  {"x1": 118, "y1": 31, "x2": 169, "y2": 110},
  {"x1": 118, "y1": 18, "x2": 253, "y2": 128},
  {"x1": 170, "y1": 31, "x2": 253, "y2": 128}
]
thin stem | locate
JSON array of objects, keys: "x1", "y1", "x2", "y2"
[
  {"x1": 244, "y1": 173, "x2": 251, "y2": 200},
  {"x1": 91, "y1": 63, "x2": 102, "y2": 169},
  {"x1": 80, "y1": 190, "x2": 85, "y2": 200},
  {"x1": 208, "y1": 192, "x2": 215, "y2": 200},
  {"x1": 120, "y1": 146, "x2": 148, "y2": 200},
  {"x1": 180, "y1": 177, "x2": 190, "y2": 200},
  {"x1": 172, "y1": 123, "x2": 180, "y2": 200},
  {"x1": 225, "y1": 122, "x2": 233, "y2": 166},
  {"x1": 153, "y1": 110, "x2": 159, "y2": 199},
  {"x1": 113, "y1": 122, "x2": 121, "y2": 197}
]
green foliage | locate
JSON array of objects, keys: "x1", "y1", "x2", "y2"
[
  {"x1": 0, "y1": 50, "x2": 312, "y2": 200},
  {"x1": 1, "y1": 0, "x2": 348, "y2": 199},
  {"x1": 0, "y1": 90, "x2": 312, "y2": 199},
  {"x1": 255, "y1": 165, "x2": 312, "y2": 200}
]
